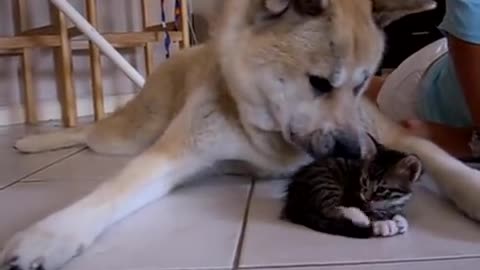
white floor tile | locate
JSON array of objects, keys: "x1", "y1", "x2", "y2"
[
  {"x1": 0, "y1": 176, "x2": 251, "y2": 270},
  {"x1": 240, "y1": 178, "x2": 480, "y2": 268},
  {"x1": 0, "y1": 179, "x2": 100, "y2": 243},
  {"x1": 3, "y1": 121, "x2": 480, "y2": 270},
  {"x1": 0, "y1": 123, "x2": 83, "y2": 188},
  {"x1": 0, "y1": 122, "x2": 60, "y2": 141},
  {"x1": 29, "y1": 152, "x2": 257, "y2": 183},
  {"x1": 256, "y1": 258, "x2": 480, "y2": 270},
  {"x1": 0, "y1": 148, "x2": 82, "y2": 188},
  {"x1": 0, "y1": 118, "x2": 91, "y2": 139},
  {"x1": 29, "y1": 150, "x2": 132, "y2": 181}
]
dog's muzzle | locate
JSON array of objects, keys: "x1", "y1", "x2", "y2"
[{"x1": 291, "y1": 130, "x2": 362, "y2": 160}]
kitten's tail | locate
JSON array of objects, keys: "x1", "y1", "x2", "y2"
[{"x1": 284, "y1": 212, "x2": 373, "y2": 239}]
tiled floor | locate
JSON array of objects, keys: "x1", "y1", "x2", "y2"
[{"x1": 1, "y1": 123, "x2": 480, "y2": 270}]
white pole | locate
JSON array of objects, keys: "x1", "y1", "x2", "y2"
[{"x1": 49, "y1": 0, "x2": 146, "y2": 87}]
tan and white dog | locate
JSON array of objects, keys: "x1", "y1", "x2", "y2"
[{"x1": 3, "y1": 0, "x2": 480, "y2": 269}]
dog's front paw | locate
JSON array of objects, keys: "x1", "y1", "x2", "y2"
[
  {"x1": 1, "y1": 220, "x2": 89, "y2": 270},
  {"x1": 447, "y1": 169, "x2": 480, "y2": 221},
  {"x1": 373, "y1": 219, "x2": 403, "y2": 237}
]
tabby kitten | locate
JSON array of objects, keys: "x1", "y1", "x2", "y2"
[{"x1": 282, "y1": 135, "x2": 423, "y2": 239}]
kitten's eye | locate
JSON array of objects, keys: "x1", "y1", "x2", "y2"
[{"x1": 376, "y1": 187, "x2": 387, "y2": 195}]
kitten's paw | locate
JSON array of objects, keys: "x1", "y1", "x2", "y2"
[
  {"x1": 393, "y1": 215, "x2": 409, "y2": 234},
  {"x1": 339, "y1": 207, "x2": 370, "y2": 227},
  {"x1": 373, "y1": 220, "x2": 400, "y2": 237}
]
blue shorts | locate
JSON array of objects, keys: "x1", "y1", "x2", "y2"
[{"x1": 418, "y1": 0, "x2": 480, "y2": 127}]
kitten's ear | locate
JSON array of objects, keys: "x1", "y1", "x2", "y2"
[
  {"x1": 361, "y1": 133, "x2": 379, "y2": 159},
  {"x1": 264, "y1": 0, "x2": 290, "y2": 14},
  {"x1": 372, "y1": 0, "x2": 437, "y2": 28},
  {"x1": 396, "y1": 155, "x2": 424, "y2": 183}
]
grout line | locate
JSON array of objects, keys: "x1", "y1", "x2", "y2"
[
  {"x1": 232, "y1": 178, "x2": 256, "y2": 270},
  {"x1": 17, "y1": 179, "x2": 48, "y2": 183},
  {"x1": 0, "y1": 147, "x2": 86, "y2": 191},
  {"x1": 21, "y1": 176, "x2": 105, "y2": 183},
  {"x1": 238, "y1": 255, "x2": 480, "y2": 269}
]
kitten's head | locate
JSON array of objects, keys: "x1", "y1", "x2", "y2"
[{"x1": 359, "y1": 134, "x2": 423, "y2": 209}]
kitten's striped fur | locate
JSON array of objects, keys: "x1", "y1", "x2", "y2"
[{"x1": 283, "y1": 135, "x2": 423, "y2": 238}]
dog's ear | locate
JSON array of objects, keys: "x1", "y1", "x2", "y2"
[
  {"x1": 264, "y1": 0, "x2": 290, "y2": 15},
  {"x1": 372, "y1": 0, "x2": 437, "y2": 27}
]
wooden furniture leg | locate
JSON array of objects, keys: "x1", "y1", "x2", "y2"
[
  {"x1": 180, "y1": 0, "x2": 190, "y2": 49},
  {"x1": 141, "y1": 0, "x2": 155, "y2": 75},
  {"x1": 20, "y1": 49, "x2": 36, "y2": 124},
  {"x1": 86, "y1": 0, "x2": 104, "y2": 120},
  {"x1": 50, "y1": 3, "x2": 77, "y2": 127},
  {"x1": 14, "y1": 0, "x2": 37, "y2": 124}
]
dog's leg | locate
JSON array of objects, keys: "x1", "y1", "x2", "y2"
[
  {"x1": 363, "y1": 100, "x2": 480, "y2": 222},
  {"x1": 1, "y1": 113, "x2": 218, "y2": 270},
  {"x1": 391, "y1": 134, "x2": 480, "y2": 221}
]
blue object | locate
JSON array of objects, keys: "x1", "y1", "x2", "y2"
[
  {"x1": 161, "y1": 0, "x2": 171, "y2": 59},
  {"x1": 418, "y1": 0, "x2": 480, "y2": 127}
]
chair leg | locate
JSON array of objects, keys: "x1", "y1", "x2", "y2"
[
  {"x1": 50, "y1": 3, "x2": 77, "y2": 127},
  {"x1": 86, "y1": 0, "x2": 105, "y2": 121},
  {"x1": 14, "y1": 0, "x2": 37, "y2": 124},
  {"x1": 20, "y1": 49, "x2": 37, "y2": 124},
  {"x1": 180, "y1": 0, "x2": 190, "y2": 49},
  {"x1": 141, "y1": 0, "x2": 154, "y2": 75}
]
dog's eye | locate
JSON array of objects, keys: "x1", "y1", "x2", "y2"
[
  {"x1": 308, "y1": 74, "x2": 333, "y2": 96},
  {"x1": 264, "y1": 0, "x2": 290, "y2": 19},
  {"x1": 294, "y1": 0, "x2": 328, "y2": 16}
]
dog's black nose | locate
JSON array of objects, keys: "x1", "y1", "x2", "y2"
[
  {"x1": 331, "y1": 132, "x2": 362, "y2": 160},
  {"x1": 308, "y1": 74, "x2": 334, "y2": 96},
  {"x1": 290, "y1": 129, "x2": 361, "y2": 160},
  {"x1": 306, "y1": 132, "x2": 335, "y2": 159}
]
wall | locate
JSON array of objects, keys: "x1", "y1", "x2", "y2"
[{"x1": 0, "y1": 0, "x2": 184, "y2": 125}]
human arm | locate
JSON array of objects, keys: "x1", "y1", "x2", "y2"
[
  {"x1": 448, "y1": 34, "x2": 480, "y2": 126},
  {"x1": 403, "y1": 0, "x2": 480, "y2": 159},
  {"x1": 412, "y1": 33, "x2": 480, "y2": 158},
  {"x1": 400, "y1": 120, "x2": 472, "y2": 158}
]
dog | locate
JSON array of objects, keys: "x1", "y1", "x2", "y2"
[{"x1": 3, "y1": 0, "x2": 480, "y2": 269}]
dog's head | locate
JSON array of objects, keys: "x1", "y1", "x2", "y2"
[{"x1": 215, "y1": 0, "x2": 436, "y2": 159}]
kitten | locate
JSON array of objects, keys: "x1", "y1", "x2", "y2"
[{"x1": 282, "y1": 134, "x2": 423, "y2": 238}]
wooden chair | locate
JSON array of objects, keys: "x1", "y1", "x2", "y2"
[
  {"x1": 0, "y1": 2, "x2": 30, "y2": 124},
  {"x1": 0, "y1": 0, "x2": 191, "y2": 127},
  {"x1": 79, "y1": 0, "x2": 191, "y2": 121},
  {"x1": 0, "y1": 0, "x2": 77, "y2": 126}
]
